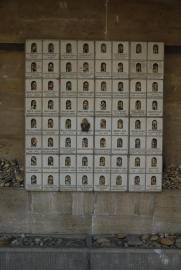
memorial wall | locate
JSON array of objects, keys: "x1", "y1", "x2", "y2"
[{"x1": 25, "y1": 40, "x2": 164, "y2": 192}]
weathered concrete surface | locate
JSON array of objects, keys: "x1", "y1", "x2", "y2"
[
  {"x1": 0, "y1": 189, "x2": 181, "y2": 234},
  {"x1": 0, "y1": 248, "x2": 180, "y2": 270},
  {"x1": 1, "y1": 0, "x2": 181, "y2": 44}
]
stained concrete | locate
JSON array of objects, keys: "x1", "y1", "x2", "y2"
[
  {"x1": 0, "y1": 189, "x2": 180, "y2": 234},
  {"x1": 0, "y1": 248, "x2": 180, "y2": 270}
]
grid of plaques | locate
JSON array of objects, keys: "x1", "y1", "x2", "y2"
[{"x1": 25, "y1": 40, "x2": 164, "y2": 192}]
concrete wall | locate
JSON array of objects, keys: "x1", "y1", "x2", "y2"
[
  {"x1": 0, "y1": 0, "x2": 181, "y2": 234},
  {"x1": 0, "y1": 248, "x2": 180, "y2": 270},
  {"x1": 1, "y1": 189, "x2": 181, "y2": 234}
]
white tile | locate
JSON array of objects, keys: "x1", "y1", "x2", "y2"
[
  {"x1": 25, "y1": 79, "x2": 42, "y2": 97},
  {"x1": 146, "y1": 155, "x2": 162, "y2": 174},
  {"x1": 43, "y1": 40, "x2": 59, "y2": 59},
  {"x1": 60, "y1": 60, "x2": 77, "y2": 78},
  {"x1": 112, "y1": 98, "x2": 129, "y2": 116},
  {"x1": 60, "y1": 40, "x2": 77, "y2": 59},
  {"x1": 128, "y1": 174, "x2": 146, "y2": 192},
  {"x1": 43, "y1": 173, "x2": 59, "y2": 191},
  {"x1": 111, "y1": 155, "x2": 128, "y2": 173},
  {"x1": 43, "y1": 78, "x2": 59, "y2": 97},
  {"x1": 25, "y1": 172, "x2": 42, "y2": 190},
  {"x1": 25, "y1": 60, "x2": 42, "y2": 78},
  {"x1": 130, "y1": 60, "x2": 147, "y2": 78},
  {"x1": 95, "y1": 117, "x2": 111, "y2": 136},
  {"x1": 94, "y1": 173, "x2": 111, "y2": 191},
  {"x1": 42, "y1": 60, "x2": 59, "y2": 78},
  {"x1": 61, "y1": 79, "x2": 77, "y2": 97},
  {"x1": 94, "y1": 155, "x2": 111, "y2": 172},
  {"x1": 77, "y1": 98, "x2": 94, "y2": 115},
  {"x1": 26, "y1": 40, "x2": 42, "y2": 60},
  {"x1": 112, "y1": 60, "x2": 129, "y2": 78},
  {"x1": 77, "y1": 173, "x2": 93, "y2": 191},
  {"x1": 25, "y1": 116, "x2": 42, "y2": 133},
  {"x1": 147, "y1": 79, "x2": 163, "y2": 98},
  {"x1": 25, "y1": 154, "x2": 42, "y2": 172},
  {"x1": 95, "y1": 98, "x2": 112, "y2": 115},
  {"x1": 78, "y1": 79, "x2": 94, "y2": 97},
  {"x1": 25, "y1": 98, "x2": 42, "y2": 114},
  {"x1": 130, "y1": 117, "x2": 146, "y2": 136},
  {"x1": 94, "y1": 136, "x2": 111, "y2": 154},
  {"x1": 112, "y1": 117, "x2": 129, "y2": 136},
  {"x1": 130, "y1": 98, "x2": 146, "y2": 116},
  {"x1": 42, "y1": 135, "x2": 59, "y2": 154},
  {"x1": 129, "y1": 155, "x2": 146, "y2": 174},
  {"x1": 147, "y1": 118, "x2": 163, "y2": 136},
  {"x1": 147, "y1": 99, "x2": 163, "y2": 117},
  {"x1": 42, "y1": 117, "x2": 59, "y2": 133},
  {"x1": 60, "y1": 116, "x2": 77, "y2": 136},
  {"x1": 60, "y1": 155, "x2": 76, "y2": 172},
  {"x1": 148, "y1": 42, "x2": 164, "y2": 60},
  {"x1": 95, "y1": 79, "x2": 112, "y2": 97},
  {"x1": 95, "y1": 41, "x2": 112, "y2": 59},
  {"x1": 112, "y1": 79, "x2": 129, "y2": 98},
  {"x1": 112, "y1": 136, "x2": 128, "y2": 154},
  {"x1": 147, "y1": 61, "x2": 164, "y2": 79},
  {"x1": 146, "y1": 136, "x2": 162, "y2": 155},
  {"x1": 78, "y1": 40, "x2": 94, "y2": 59},
  {"x1": 77, "y1": 117, "x2": 94, "y2": 135},
  {"x1": 25, "y1": 135, "x2": 42, "y2": 154},
  {"x1": 42, "y1": 155, "x2": 59, "y2": 172},
  {"x1": 111, "y1": 173, "x2": 128, "y2": 191},
  {"x1": 112, "y1": 41, "x2": 129, "y2": 60},
  {"x1": 60, "y1": 136, "x2": 76, "y2": 154},
  {"x1": 60, "y1": 173, "x2": 77, "y2": 191},
  {"x1": 43, "y1": 98, "x2": 59, "y2": 114},
  {"x1": 77, "y1": 155, "x2": 93, "y2": 172},
  {"x1": 60, "y1": 98, "x2": 77, "y2": 115},
  {"x1": 145, "y1": 174, "x2": 162, "y2": 192},
  {"x1": 95, "y1": 60, "x2": 112, "y2": 78},
  {"x1": 130, "y1": 42, "x2": 147, "y2": 60},
  {"x1": 77, "y1": 136, "x2": 93, "y2": 154},
  {"x1": 130, "y1": 136, "x2": 146, "y2": 155},
  {"x1": 130, "y1": 79, "x2": 146, "y2": 98},
  {"x1": 77, "y1": 60, "x2": 94, "y2": 78}
]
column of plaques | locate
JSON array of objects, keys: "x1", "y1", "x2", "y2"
[
  {"x1": 42, "y1": 40, "x2": 60, "y2": 191},
  {"x1": 146, "y1": 42, "x2": 164, "y2": 192},
  {"x1": 60, "y1": 41, "x2": 77, "y2": 191},
  {"x1": 25, "y1": 40, "x2": 43, "y2": 190},
  {"x1": 77, "y1": 41, "x2": 95, "y2": 191},
  {"x1": 129, "y1": 42, "x2": 147, "y2": 192},
  {"x1": 94, "y1": 41, "x2": 112, "y2": 191},
  {"x1": 111, "y1": 41, "x2": 129, "y2": 191}
]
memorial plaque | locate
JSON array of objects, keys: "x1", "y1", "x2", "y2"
[
  {"x1": 145, "y1": 173, "x2": 162, "y2": 192},
  {"x1": 112, "y1": 41, "x2": 129, "y2": 60},
  {"x1": 26, "y1": 40, "x2": 42, "y2": 60},
  {"x1": 111, "y1": 174, "x2": 128, "y2": 191}
]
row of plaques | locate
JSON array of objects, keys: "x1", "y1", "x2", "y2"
[
  {"x1": 25, "y1": 98, "x2": 163, "y2": 116},
  {"x1": 25, "y1": 79, "x2": 163, "y2": 98},
  {"x1": 25, "y1": 117, "x2": 163, "y2": 136},
  {"x1": 26, "y1": 154, "x2": 162, "y2": 173},
  {"x1": 25, "y1": 60, "x2": 164, "y2": 79},
  {"x1": 25, "y1": 135, "x2": 163, "y2": 155},
  {"x1": 26, "y1": 40, "x2": 164, "y2": 60},
  {"x1": 26, "y1": 172, "x2": 162, "y2": 192}
]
